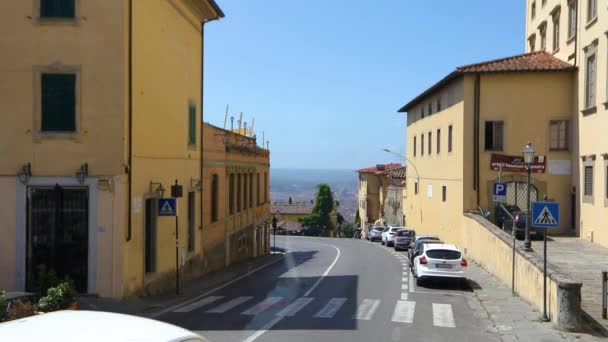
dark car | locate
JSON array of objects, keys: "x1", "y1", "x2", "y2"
[
  {"x1": 504, "y1": 211, "x2": 539, "y2": 240},
  {"x1": 299, "y1": 227, "x2": 322, "y2": 237},
  {"x1": 409, "y1": 238, "x2": 444, "y2": 265}
]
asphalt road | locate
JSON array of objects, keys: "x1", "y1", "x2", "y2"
[{"x1": 156, "y1": 236, "x2": 499, "y2": 342}]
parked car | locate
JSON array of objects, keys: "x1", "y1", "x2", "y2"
[
  {"x1": 381, "y1": 226, "x2": 404, "y2": 247},
  {"x1": 409, "y1": 237, "x2": 443, "y2": 265},
  {"x1": 501, "y1": 211, "x2": 539, "y2": 240},
  {"x1": 407, "y1": 235, "x2": 440, "y2": 263},
  {"x1": 393, "y1": 229, "x2": 416, "y2": 251},
  {"x1": 0, "y1": 310, "x2": 206, "y2": 342},
  {"x1": 299, "y1": 227, "x2": 322, "y2": 236},
  {"x1": 368, "y1": 226, "x2": 385, "y2": 242},
  {"x1": 412, "y1": 243, "x2": 468, "y2": 287}
]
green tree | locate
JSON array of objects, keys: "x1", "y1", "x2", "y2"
[
  {"x1": 341, "y1": 223, "x2": 355, "y2": 238},
  {"x1": 355, "y1": 209, "x2": 361, "y2": 226},
  {"x1": 299, "y1": 184, "x2": 335, "y2": 233}
]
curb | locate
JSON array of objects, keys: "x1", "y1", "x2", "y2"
[{"x1": 580, "y1": 309, "x2": 608, "y2": 337}]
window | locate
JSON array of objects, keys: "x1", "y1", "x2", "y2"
[
  {"x1": 229, "y1": 174, "x2": 235, "y2": 215},
  {"x1": 256, "y1": 173, "x2": 261, "y2": 206},
  {"x1": 568, "y1": 1, "x2": 577, "y2": 39},
  {"x1": 549, "y1": 120, "x2": 569, "y2": 150},
  {"x1": 244, "y1": 173, "x2": 248, "y2": 211},
  {"x1": 428, "y1": 131, "x2": 432, "y2": 155},
  {"x1": 40, "y1": 0, "x2": 75, "y2": 18},
  {"x1": 144, "y1": 198, "x2": 157, "y2": 273},
  {"x1": 484, "y1": 121, "x2": 504, "y2": 151},
  {"x1": 540, "y1": 23, "x2": 547, "y2": 50},
  {"x1": 531, "y1": 1, "x2": 536, "y2": 19},
  {"x1": 552, "y1": 11, "x2": 560, "y2": 51},
  {"x1": 587, "y1": 0, "x2": 597, "y2": 23},
  {"x1": 188, "y1": 103, "x2": 196, "y2": 146},
  {"x1": 421, "y1": 134, "x2": 425, "y2": 156},
  {"x1": 413, "y1": 136, "x2": 417, "y2": 157},
  {"x1": 529, "y1": 34, "x2": 536, "y2": 52},
  {"x1": 442, "y1": 186, "x2": 447, "y2": 202},
  {"x1": 41, "y1": 73, "x2": 76, "y2": 132},
  {"x1": 421, "y1": 107, "x2": 425, "y2": 119},
  {"x1": 427, "y1": 103, "x2": 432, "y2": 116},
  {"x1": 437, "y1": 129, "x2": 441, "y2": 154},
  {"x1": 448, "y1": 125, "x2": 453, "y2": 152},
  {"x1": 414, "y1": 182, "x2": 418, "y2": 195},
  {"x1": 187, "y1": 192, "x2": 195, "y2": 252},
  {"x1": 264, "y1": 172, "x2": 268, "y2": 203},
  {"x1": 237, "y1": 174, "x2": 242, "y2": 212},
  {"x1": 437, "y1": 98, "x2": 442, "y2": 112},
  {"x1": 585, "y1": 53, "x2": 596, "y2": 109},
  {"x1": 249, "y1": 173, "x2": 253, "y2": 208},
  {"x1": 584, "y1": 165, "x2": 593, "y2": 197},
  {"x1": 211, "y1": 174, "x2": 218, "y2": 222}
]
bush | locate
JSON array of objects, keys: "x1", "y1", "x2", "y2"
[
  {"x1": 37, "y1": 281, "x2": 78, "y2": 312},
  {"x1": 36, "y1": 264, "x2": 60, "y2": 296},
  {"x1": 0, "y1": 290, "x2": 8, "y2": 322}
]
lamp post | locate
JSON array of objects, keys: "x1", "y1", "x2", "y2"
[
  {"x1": 381, "y1": 149, "x2": 420, "y2": 184},
  {"x1": 522, "y1": 142, "x2": 535, "y2": 251}
]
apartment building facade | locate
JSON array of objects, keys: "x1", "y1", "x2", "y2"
[
  {"x1": 357, "y1": 163, "x2": 401, "y2": 233},
  {"x1": 526, "y1": 0, "x2": 608, "y2": 246},
  {"x1": 399, "y1": 52, "x2": 576, "y2": 246},
  {"x1": 0, "y1": 0, "x2": 225, "y2": 298}
]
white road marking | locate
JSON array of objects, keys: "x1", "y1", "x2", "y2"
[
  {"x1": 206, "y1": 296, "x2": 253, "y2": 313},
  {"x1": 354, "y1": 299, "x2": 381, "y2": 320},
  {"x1": 409, "y1": 269, "x2": 415, "y2": 293},
  {"x1": 391, "y1": 300, "x2": 416, "y2": 323},
  {"x1": 241, "y1": 297, "x2": 283, "y2": 315},
  {"x1": 432, "y1": 303, "x2": 456, "y2": 328},
  {"x1": 172, "y1": 296, "x2": 223, "y2": 313},
  {"x1": 402, "y1": 284, "x2": 408, "y2": 290},
  {"x1": 402, "y1": 277, "x2": 407, "y2": 282},
  {"x1": 276, "y1": 297, "x2": 314, "y2": 317},
  {"x1": 243, "y1": 243, "x2": 341, "y2": 342},
  {"x1": 401, "y1": 292, "x2": 408, "y2": 300},
  {"x1": 314, "y1": 298, "x2": 347, "y2": 318}
]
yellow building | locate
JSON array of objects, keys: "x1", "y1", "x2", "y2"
[
  {"x1": 399, "y1": 52, "x2": 576, "y2": 247},
  {"x1": 526, "y1": 0, "x2": 608, "y2": 246},
  {"x1": 201, "y1": 123, "x2": 271, "y2": 270},
  {"x1": 357, "y1": 163, "x2": 401, "y2": 234},
  {"x1": 0, "y1": 0, "x2": 225, "y2": 298}
]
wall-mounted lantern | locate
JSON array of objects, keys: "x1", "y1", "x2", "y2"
[
  {"x1": 150, "y1": 181, "x2": 165, "y2": 198},
  {"x1": 190, "y1": 178, "x2": 202, "y2": 192},
  {"x1": 76, "y1": 163, "x2": 88, "y2": 184},
  {"x1": 18, "y1": 163, "x2": 32, "y2": 185}
]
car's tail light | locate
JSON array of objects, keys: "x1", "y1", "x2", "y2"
[
  {"x1": 460, "y1": 259, "x2": 468, "y2": 267},
  {"x1": 389, "y1": 232, "x2": 395, "y2": 235},
  {"x1": 515, "y1": 214, "x2": 520, "y2": 223},
  {"x1": 419, "y1": 256, "x2": 428, "y2": 265}
]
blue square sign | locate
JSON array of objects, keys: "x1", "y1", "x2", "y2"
[
  {"x1": 158, "y1": 198, "x2": 177, "y2": 216},
  {"x1": 493, "y1": 183, "x2": 507, "y2": 202},
  {"x1": 532, "y1": 202, "x2": 560, "y2": 228}
]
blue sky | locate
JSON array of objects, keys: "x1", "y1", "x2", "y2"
[{"x1": 203, "y1": 1, "x2": 525, "y2": 170}]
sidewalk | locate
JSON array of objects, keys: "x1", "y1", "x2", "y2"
[
  {"x1": 531, "y1": 236, "x2": 608, "y2": 336},
  {"x1": 79, "y1": 253, "x2": 285, "y2": 317},
  {"x1": 466, "y1": 261, "x2": 603, "y2": 341}
]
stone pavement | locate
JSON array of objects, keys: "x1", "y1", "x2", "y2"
[
  {"x1": 531, "y1": 236, "x2": 608, "y2": 336},
  {"x1": 79, "y1": 253, "x2": 284, "y2": 317},
  {"x1": 466, "y1": 261, "x2": 603, "y2": 341}
]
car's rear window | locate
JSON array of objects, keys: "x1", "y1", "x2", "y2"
[
  {"x1": 397, "y1": 230, "x2": 414, "y2": 236},
  {"x1": 426, "y1": 250, "x2": 461, "y2": 260},
  {"x1": 391, "y1": 228, "x2": 401, "y2": 232},
  {"x1": 373, "y1": 227, "x2": 384, "y2": 231}
]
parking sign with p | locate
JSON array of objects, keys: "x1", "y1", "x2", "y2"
[{"x1": 493, "y1": 183, "x2": 507, "y2": 203}]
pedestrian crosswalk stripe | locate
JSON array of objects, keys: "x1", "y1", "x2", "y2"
[
  {"x1": 276, "y1": 297, "x2": 314, "y2": 317},
  {"x1": 242, "y1": 297, "x2": 283, "y2": 315},
  {"x1": 432, "y1": 303, "x2": 455, "y2": 328},
  {"x1": 391, "y1": 300, "x2": 416, "y2": 323},
  {"x1": 314, "y1": 298, "x2": 347, "y2": 318},
  {"x1": 174, "y1": 296, "x2": 224, "y2": 313},
  {"x1": 207, "y1": 296, "x2": 253, "y2": 314},
  {"x1": 354, "y1": 299, "x2": 380, "y2": 320}
]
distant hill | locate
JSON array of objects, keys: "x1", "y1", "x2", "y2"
[{"x1": 270, "y1": 168, "x2": 358, "y2": 223}]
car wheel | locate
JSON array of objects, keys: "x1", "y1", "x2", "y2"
[{"x1": 416, "y1": 276, "x2": 424, "y2": 287}]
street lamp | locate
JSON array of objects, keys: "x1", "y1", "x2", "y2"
[
  {"x1": 522, "y1": 142, "x2": 535, "y2": 251},
  {"x1": 381, "y1": 149, "x2": 420, "y2": 183}
]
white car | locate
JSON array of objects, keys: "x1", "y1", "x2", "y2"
[
  {"x1": 412, "y1": 244, "x2": 468, "y2": 287},
  {"x1": 381, "y1": 226, "x2": 404, "y2": 247},
  {"x1": 0, "y1": 310, "x2": 207, "y2": 342},
  {"x1": 368, "y1": 226, "x2": 385, "y2": 241}
]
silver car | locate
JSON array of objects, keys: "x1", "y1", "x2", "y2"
[
  {"x1": 393, "y1": 229, "x2": 416, "y2": 251},
  {"x1": 368, "y1": 226, "x2": 385, "y2": 241}
]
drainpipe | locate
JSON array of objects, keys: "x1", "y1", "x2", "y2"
[
  {"x1": 474, "y1": 74, "x2": 481, "y2": 207},
  {"x1": 127, "y1": 0, "x2": 133, "y2": 241}
]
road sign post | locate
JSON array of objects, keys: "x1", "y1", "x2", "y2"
[
  {"x1": 532, "y1": 201, "x2": 560, "y2": 322},
  {"x1": 171, "y1": 180, "x2": 183, "y2": 295}
]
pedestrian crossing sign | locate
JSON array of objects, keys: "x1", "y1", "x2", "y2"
[
  {"x1": 158, "y1": 198, "x2": 177, "y2": 216},
  {"x1": 532, "y1": 202, "x2": 559, "y2": 228}
]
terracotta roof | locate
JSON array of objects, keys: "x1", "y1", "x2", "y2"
[
  {"x1": 456, "y1": 51, "x2": 576, "y2": 73},
  {"x1": 277, "y1": 220, "x2": 302, "y2": 231},
  {"x1": 398, "y1": 52, "x2": 576, "y2": 113},
  {"x1": 389, "y1": 167, "x2": 406, "y2": 179},
  {"x1": 271, "y1": 203, "x2": 313, "y2": 215},
  {"x1": 357, "y1": 163, "x2": 403, "y2": 174}
]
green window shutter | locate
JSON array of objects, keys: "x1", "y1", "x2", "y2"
[
  {"x1": 40, "y1": 0, "x2": 75, "y2": 18},
  {"x1": 188, "y1": 104, "x2": 196, "y2": 145},
  {"x1": 41, "y1": 73, "x2": 76, "y2": 132}
]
